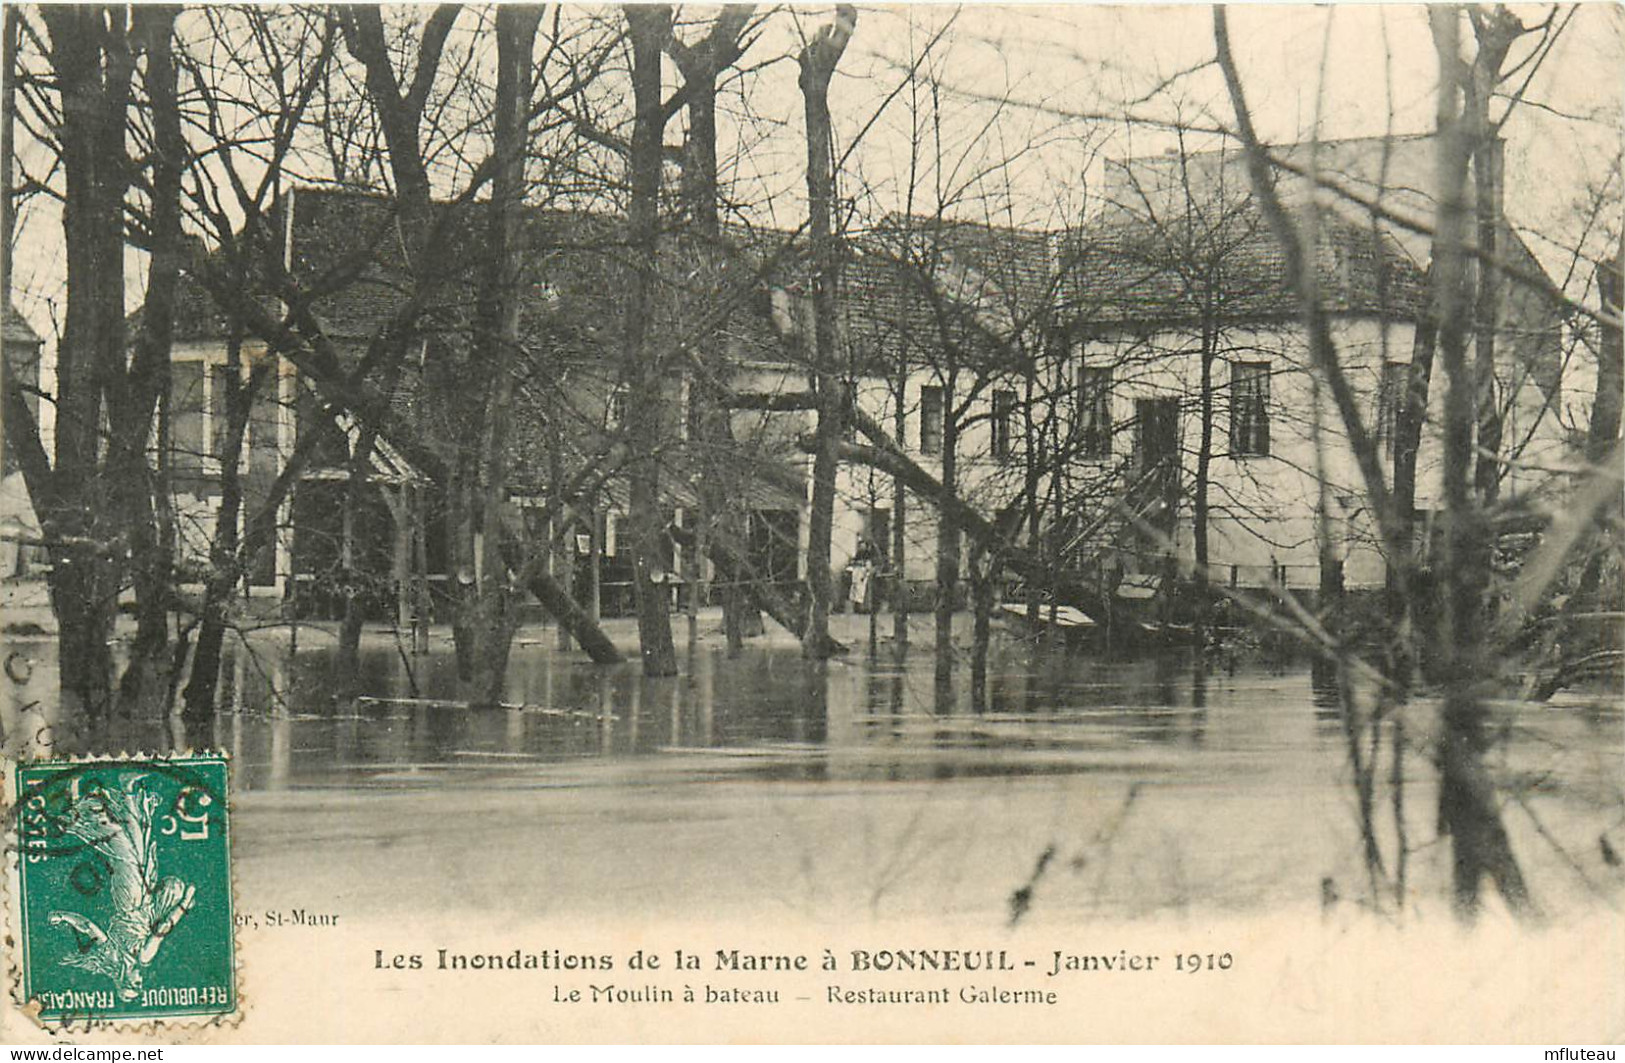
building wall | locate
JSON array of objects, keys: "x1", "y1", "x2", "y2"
[
  {"x1": 820, "y1": 308, "x2": 1573, "y2": 599},
  {"x1": 165, "y1": 339, "x2": 295, "y2": 591},
  {"x1": 1068, "y1": 311, "x2": 1572, "y2": 592},
  {"x1": 147, "y1": 305, "x2": 1578, "y2": 616}
]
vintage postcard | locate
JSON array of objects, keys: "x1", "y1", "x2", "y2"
[{"x1": 1, "y1": 0, "x2": 1622, "y2": 1045}]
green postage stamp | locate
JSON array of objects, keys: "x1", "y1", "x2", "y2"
[{"x1": 8, "y1": 752, "x2": 238, "y2": 1026}]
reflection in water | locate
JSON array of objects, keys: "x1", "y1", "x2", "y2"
[
  {"x1": 0, "y1": 631, "x2": 1616, "y2": 819},
  {"x1": 7, "y1": 624, "x2": 1623, "y2": 922},
  {"x1": 1189, "y1": 656, "x2": 1208, "y2": 747},
  {"x1": 1310, "y1": 655, "x2": 1347, "y2": 737},
  {"x1": 3, "y1": 631, "x2": 1250, "y2": 783}
]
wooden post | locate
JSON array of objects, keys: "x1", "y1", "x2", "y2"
[
  {"x1": 556, "y1": 508, "x2": 574, "y2": 652},
  {"x1": 539, "y1": 512, "x2": 554, "y2": 633},
  {"x1": 392, "y1": 485, "x2": 411, "y2": 634},
  {"x1": 598, "y1": 675, "x2": 614, "y2": 754},
  {"x1": 682, "y1": 506, "x2": 698, "y2": 645},
  {"x1": 588, "y1": 504, "x2": 603, "y2": 626},
  {"x1": 341, "y1": 477, "x2": 355, "y2": 618},
  {"x1": 868, "y1": 565, "x2": 878, "y2": 656},
  {"x1": 412, "y1": 483, "x2": 431, "y2": 654},
  {"x1": 694, "y1": 516, "x2": 708, "y2": 643}
]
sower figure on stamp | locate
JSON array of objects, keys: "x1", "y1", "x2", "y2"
[{"x1": 47, "y1": 773, "x2": 197, "y2": 1002}]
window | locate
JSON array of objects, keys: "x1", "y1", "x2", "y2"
[
  {"x1": 210, "y1": 364, "x2": 277, "y2": 479},
  {"x1": 1077, "y1": 366, "x2": 1112, "y2": 458},
  {"x1": 1230, "y1": 361, "x2": 1271, "y2": 457},
  {"x1": 991, "y1": 389, "x2": 1017, "y2": 460},
  {"x1": 210, "y1": 365, "x2": 237, "y2": 462},
  {"x1": 170, "y1": 360, "x2": 207, "y2": 485},
  {"x1": 919, "y1": 385, "x2": 944, "y2": 455},
  {"x1": 608, "y1": 385, "x2": 628, "y2": 430},
  {"x1": 247, "y1": 371, "x2": 281, "y2": 476},
  {"x1": 1375, "y1": 360, "x2": 1407, "y2": 458}
]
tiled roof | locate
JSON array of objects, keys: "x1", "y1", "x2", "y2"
[
  {"x1": 277, "y1": 189, "x2": 804, "y2": 491},
  {"x1": 143, "y1": 178, "x2": 1563, "y2": 504},
  {"x1": 164, "y1": 188, "x2": 1431, "y2": 373},
  {"x1": 1058, "y1": 205, "x2": 1428, "y2": 330},
  {"x1": 812, "y1": 203, "x2": 1429, "y2": 370},
  {"x1": 827, "y1": 216, "x2": 1062, "y2": 375},
  {"x1": 280, "y1": 188, "x2": 792, "y2": 358}
]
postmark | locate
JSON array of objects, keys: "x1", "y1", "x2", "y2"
[{"x1": 7, "y1": 752, "x2": 237, "y2": 1027}]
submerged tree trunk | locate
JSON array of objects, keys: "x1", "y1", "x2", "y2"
[
  {"x1": 969, "y1": 543, "x2": 996, "y2": 712},
  {"x1": 798, "y1": 5, "x2": 856, "y2": 660},
  {"x1": 114, "y1": 11, "x2": 184, "y2": 713},
  {"x1": 934, "y1": 396, "x2": 959, "y2": 688},
  {"x1": 513, "y1": 525, "x2": 623, "y2": 664},
  {"x1": 458, "y1": 4, "x2": 540, "y2": 703},
  {"x1": 182, "y1": 332, "x2": 265, "y2": 726},
  {"x1": 34, "y1": 8, "x2": 139, "y2": 727},
  {"x1": 893, "y1": 366, "x2": 910, "y2": 648},
  {"x1": 1427, "y1": 7, "x2": 1530, "y2": 921},
  {"x1": 1193, "y1": 321, "x2": 1215, "y2": 638},
  {"x1": 624, "y1": 5, "x2": 678, "y2": 677},
  {"x1": 669, "y1": 7, "x2": 758, "y2": 656}
]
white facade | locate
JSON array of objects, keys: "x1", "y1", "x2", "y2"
[{"x1": 807, "y1": 308, "x2": 1576, "y2": 598}]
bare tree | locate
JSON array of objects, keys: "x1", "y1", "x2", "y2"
[
  {"x1": 173, "y1": 4, "x2": 628, "y2": 714},
  {"x1": 1422, "y1": 5, "x2": 1533, "y2": 918},
  {"x1": 667, "y1": 4, "x2": 761, "y2": 656},
  {"x1": 176, "y1": 5, "x2": 334, "y2": 724},
  {"x1": 798, "y1": 4, "x2": 858, "y2": 660},
  {"x1": 622, "y1": 3, "x2": 679, "y2": 677},
  {"x1": 4, "y1": 6, "x2": 186, "y2": 726},
  {"x1": 453, "y1": 4, "x2": 543, "y2": 704},
  {"x1": 1209, "y1": 3, "x2": 1595, "y2": 920}
]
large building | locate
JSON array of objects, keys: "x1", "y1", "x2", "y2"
[
  {"x1": 152, "y1": 134, "x2": 1575, "y2": 624},
  {"x1": 823, "y1": 135, "x2": 1569, "y2": 603}
]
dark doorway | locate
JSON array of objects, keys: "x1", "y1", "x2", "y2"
[
  {"x1": 1136, "y1": 397, "x2": 1179, "y2": 472},
  {"x1": 1134, "y1": 397, "x2": 1180, "y2": 541}
]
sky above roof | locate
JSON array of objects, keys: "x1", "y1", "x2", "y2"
[
  {"x1": 7, "y1": 3, "x2": 1619, "y2": 344},
  {"x1": 814, "y1": 5, "x2": 1618, "y2": 261}
]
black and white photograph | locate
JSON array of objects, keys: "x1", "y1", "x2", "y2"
[{"x1": 0, "y1": 1, "x2": 1621, "y2": 1045}]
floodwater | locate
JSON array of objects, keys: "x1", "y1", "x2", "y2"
[{"x1": 2, "y1": 615, "x2": 1620, "y2": 924}]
